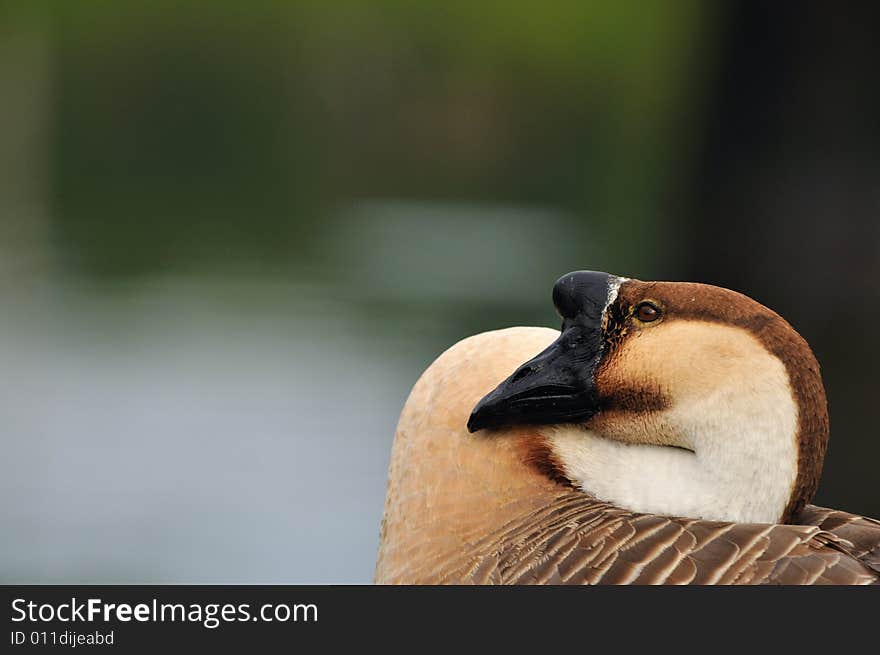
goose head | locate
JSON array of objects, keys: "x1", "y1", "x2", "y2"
[{"x1": 467, "y1": 271, "x2": 829, "y2": 524}]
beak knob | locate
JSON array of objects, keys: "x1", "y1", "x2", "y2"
[{"x1": 552, "y1": 271, "x2": 614, "y2": 322}]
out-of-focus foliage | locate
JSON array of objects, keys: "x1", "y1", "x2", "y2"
[{"x1": 36, "y1": 2, "x2": 712, "y2": 281}]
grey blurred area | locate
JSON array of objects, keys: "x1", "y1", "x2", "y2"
[{"x1": 0, "y1": 3, "x2": 877, "y2": 583}]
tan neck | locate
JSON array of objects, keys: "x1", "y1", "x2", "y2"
[{"x1": 376, "y1": 328, "x2": 563, "y2": 584}]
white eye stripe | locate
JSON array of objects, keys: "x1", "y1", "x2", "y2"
[
  {"x1": 601, "y1": 276, "x2": 628, "y2": 331},
  {"x1": 605, "y1": 276, "x2": 627, "y2": 310}
]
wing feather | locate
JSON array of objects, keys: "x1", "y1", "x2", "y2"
[{"x1": 439, "y1": 493, "x2": 880, "y2": 585}]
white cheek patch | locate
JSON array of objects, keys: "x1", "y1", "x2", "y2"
[{"x1": 547, "y1": 322, "x2": 800, "y2": 524}]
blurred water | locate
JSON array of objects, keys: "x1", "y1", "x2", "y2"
[
  {"x1": 0, "y1": 276, "x2": 440, "y2": 583},
  {"x1": 0, "y1": 201, "x2": 579, "y2": 583}
]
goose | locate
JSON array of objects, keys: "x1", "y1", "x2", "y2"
[{"x1": 375, "y1": 270, "x2": 880, "y2": 584}]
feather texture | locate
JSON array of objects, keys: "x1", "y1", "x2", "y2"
[{"x1": 396, "y1": 491, "x2": 880, "y2": 584}]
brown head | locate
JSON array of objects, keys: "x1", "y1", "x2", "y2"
[{"x1": 469, "y1": 271, "x2": 829, "y2": 523}]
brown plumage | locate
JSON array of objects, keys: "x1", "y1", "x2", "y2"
[{"x1": 375, "y1": 276, "x2": 880, "y2": 585}]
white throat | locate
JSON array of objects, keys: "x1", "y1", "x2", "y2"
[{"x1": 548, "y1": 354, "x2": 800, "y2": 524}]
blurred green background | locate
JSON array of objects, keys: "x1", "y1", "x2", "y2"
[{"x1": 1, "y1": 3, "x2": 877, "y2": 582}]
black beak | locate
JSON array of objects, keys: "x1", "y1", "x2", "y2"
[{"x1": 467, "y1": 270, "x2": 615, "y2": 433}]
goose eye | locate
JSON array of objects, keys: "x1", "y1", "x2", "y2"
[{"x1": 635, "y1": 302, "x2": 660, "y2": 322}]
